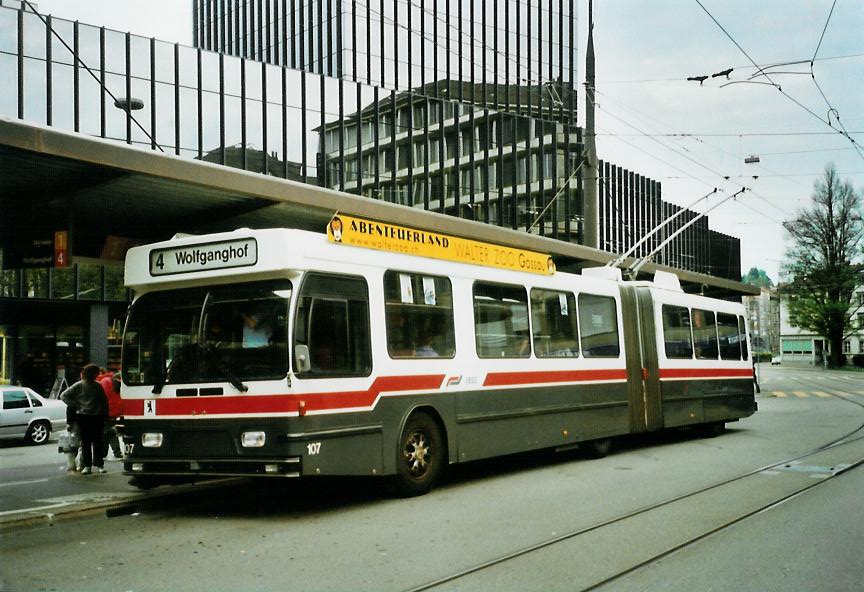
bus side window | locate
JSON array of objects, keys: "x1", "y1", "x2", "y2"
[
  {"x1": 294, "y1": 273, "x2": 371, "y2": 377},
  {"x1": 692, "y1": 309, "x2": 719, "y2": 360},
  {"x1": 473, "y1": 282, "x2": 530, "y2": 358},
  {"x1": 383, "y1": 271, "x2": 455, "y2": 359},
  {"x1": 662, "y1": 304, "x2": 693, "y2": 359},
  {"x1": 738, "y1": 316, "x2": 749, "y2": 360},
  {"x1": 531, "y1": 289, "x2": 579, "y2": 357},
  {"x1": 578, "y1": 294, "x2": 620, "y2": 358},
  {"x1": 717, "y1": 313, "x2": 742, "y2": 360}
]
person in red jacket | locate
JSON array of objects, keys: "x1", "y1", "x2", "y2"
[{"x1": 98, "y1": 370, "x2": 124, "y2": 459}]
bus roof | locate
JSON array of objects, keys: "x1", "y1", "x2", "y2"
[{"x1": 124, "y1": 227, "x2": 735, "y2": 305}]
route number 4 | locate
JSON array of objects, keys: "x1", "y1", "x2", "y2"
[{"x1": 307, "y1": 442, "x2": 321, "y2": 455}]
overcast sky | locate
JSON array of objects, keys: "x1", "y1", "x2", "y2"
[
  {"x1": 587, "y1": 1, "x2": 863, "y2": 282},
  {"x1": 33, "y1": 0, "x2": 864, "y2": 283}
]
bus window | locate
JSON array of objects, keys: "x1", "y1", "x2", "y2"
[
  {"x1": 122, "y1": 280, "x2": 292, "y2": 386},
  {"x1": 692, "y1": 309, "x2": 719, "y2": 360},
  {"x1": 473, "y1": 282, "x2": 530, "y2": 358},
  {"x1": 738, "y1": 316, "x2": 750, "y2": 360},
  {"x1": 531, "y1": 289, "x2": 579, "y2": 357},
  {"x1": 717, "y1": 313, "x2": 742, "y2": 360},
  {"x1": 384, "y1": 271, "x2": 455, "y2": 359},
  {"x1": 578, "y1": 294, "x2": 620, "y2": 358},
  {"x1": 294, "y1": 273, "x2": 371, "y2": 377},
  {"x1": 662, "y1": 304, "x2": 693, "y2": 359}
]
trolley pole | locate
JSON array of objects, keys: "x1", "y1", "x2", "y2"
[{"x1": 581, "y1": 0, "x2": 598, "y2": 248}]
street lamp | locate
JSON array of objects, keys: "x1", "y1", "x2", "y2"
[{"x1": 113, "y1": 97, "x2": 144, "y2": 111}]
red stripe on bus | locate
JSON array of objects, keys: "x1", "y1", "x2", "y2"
[
  {"x1": 123, "y1": 374, "x2": 445, "y2": 417},
  {"x1": 658, "y1": 368, "x2": 754, "y2": 380},
  {"x1": 483, "y1": 368, "x2": 628, "y2": 387}
]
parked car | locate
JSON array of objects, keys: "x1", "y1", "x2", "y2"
[
  {"x1": 0, "y1": 385, "x2": 67, "y2": 445},
  {"x1": 771, "y1": 355, "x2": 782, "y2": 366}
]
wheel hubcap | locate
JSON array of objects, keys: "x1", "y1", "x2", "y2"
[
  {"x1": 403, "y1": 430, "x2": 430, "y2": 477},
  {"x1": 33, "y1": 425, "x2": 47, "y2": 442}
]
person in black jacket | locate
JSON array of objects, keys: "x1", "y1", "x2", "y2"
[{"x1": 61, "y1": 363, "x2": 108, "y2": 474}]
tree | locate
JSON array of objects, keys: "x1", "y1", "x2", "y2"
[
  {"x1": 782, "y1": 165, "x2": 863, "y2": 367},
  {"x1": 741, "y1": 267, "x2": 774, "y2": 288}
]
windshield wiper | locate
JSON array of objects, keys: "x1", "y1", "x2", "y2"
[
  {"x1": 201, "y1": 344, "x2": 249, "y2": 393},
  {"x1": 152, "y1": 350, "x2": 184, "y2": 395}
]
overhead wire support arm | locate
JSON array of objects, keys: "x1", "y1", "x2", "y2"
[
  {"x1": 606, "y1": 188, "x2": 719, "y2": 269},
  {"x1": 627, "y1": 188, "x2": 747, "y2": 278}
]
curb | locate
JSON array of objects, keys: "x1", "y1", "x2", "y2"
[
  {"x1": 0, "y1": 494, "x2": 150, "y2": 531},
  {"x1": 0, "y1": 476, "x2": 240, "y2": 532}
]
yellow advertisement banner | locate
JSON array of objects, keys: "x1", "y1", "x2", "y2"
[{"x1": 327, "y1": 214, "x2": 555, "y2": 275}]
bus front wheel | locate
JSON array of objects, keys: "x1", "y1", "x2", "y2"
[{"x1": 394, "y1": 412, "x2": 444, "y2": 497}]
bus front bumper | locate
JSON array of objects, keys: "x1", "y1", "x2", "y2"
[{"x1": 123, "y1": 456, "x2": 302, "y2": 478}]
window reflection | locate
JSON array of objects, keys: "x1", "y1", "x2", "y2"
[
  {"x1": 154, "y1": 39, "x2": 175, "y2": 84},
  {"x1": 0, "y1": 53, "x2": 15, "y2": 118},
  {"x1": 0, "y1": 7, "x2": 16, "y2": 55},
  {"x1": 23, "y1": 56, "x2": 46, "y2": 123},
  {"x1": 21, "y1": 11, "x2": 45, "y2": 59},
  {"x1": 155, "y1": 81, "x2": 176, "y2": 153},
  {"x1": 179, "y1": 85, "x2": 199, "y2": 159},
  {"x1": 103, "y1": 72, "x2": 126, "y2": 141},
  {"x1": 129, "y1": 35, "x2": 150, "y2": 80},
  {"x1": 130, "y1": 76, "x2": 152, "y2": 146},
  {"x1": 51, "y1": 62, "x2": 74, "y2": 131},
  {"x1": 1, "y1": 0, "x2": 592, "y2": 250},
  {"x1": 103, "y1": 29, "x2": 125, "y2": 77},
  {"x1": 49, "y1": 18, "x2": 74, "y2": 66}
]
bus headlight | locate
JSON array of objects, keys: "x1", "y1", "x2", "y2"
[
  {"x1": 141, "y1": 433, "x2": 163, "y2": 448},
  {"x1": 241, "y1": 431, "x2": 266, "y2": 447}
]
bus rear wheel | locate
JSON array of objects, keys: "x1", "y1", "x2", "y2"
[{"x1": 394, "y1": 412, "x2": 444, "y2": 497}]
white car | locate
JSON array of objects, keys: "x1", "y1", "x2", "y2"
[
  {"x1": 0, "y1": 386, "x2": 67, "y2": 445},
  {"x1": 770, "y1": 355, "x2": 782, "y2": 366}
]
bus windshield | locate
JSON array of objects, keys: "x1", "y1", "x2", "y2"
[{"x1": 122, "y1": 280, "x2": 292, "y2": 388}]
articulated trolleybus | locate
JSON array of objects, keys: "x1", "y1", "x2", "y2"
[{"x1": 119, "y1": 215, "x2": 756, "y2": 495}]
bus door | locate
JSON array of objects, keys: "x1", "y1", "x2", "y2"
[
  {"x1": 292, "y1": 272, "x2": 381, "y2": 475},
  {"x1": 619, "y1": 286, "x2": 663, "y2": 433}
]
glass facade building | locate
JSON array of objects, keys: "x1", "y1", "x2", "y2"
[
  {"x1": 0, "y1": 0, "x2": 742, "y2": 389},
  {"x1": 193, "y1": 0, "x2": 578, "y2": 121},
  {"x1": 598, "y1": 161, "x2": 741, "y2": 278},
  {"x1": 0, "y1": 1, "x2": 741, "y2": 277},
  {"x1": 0, "y1": 0, "x2": 587, "y2": 241}
]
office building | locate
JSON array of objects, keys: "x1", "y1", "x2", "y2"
[{"x1": 0, "y1": 0, "x2": 744, "y2": 393}]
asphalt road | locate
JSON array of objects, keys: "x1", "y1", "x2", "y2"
[{"x1": 1, "y1": 365, "x2": 863, "y2": 592}]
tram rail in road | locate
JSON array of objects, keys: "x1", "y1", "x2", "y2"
[
  {"x1": 2, "y1": 366, "x2": 864, "y2": 591},
  {"x1": 0, "y1": 366, "x2": 861, "y2": 536},
  {"x1": 402, "y1": 384, "x2": 864, "y2": 592}
]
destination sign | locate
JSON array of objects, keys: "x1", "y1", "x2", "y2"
[
  {"x1": 327, "y1": 214, "x2": 555, "y2": 275},
  {"x1": 149, "y1": 238, "x2": 258, "y2": 276}
]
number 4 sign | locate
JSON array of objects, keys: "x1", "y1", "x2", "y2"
[{"x1": 54, "y1": 230, "x2": 68, "y2": 268}]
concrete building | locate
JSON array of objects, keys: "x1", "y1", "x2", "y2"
[{"x1": 743, "y1": 287, "x2": 780, "y2": 357}]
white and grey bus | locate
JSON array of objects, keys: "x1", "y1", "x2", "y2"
[{"x1": 118, "y1": 217, "x2": 756, "y2": 495}]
